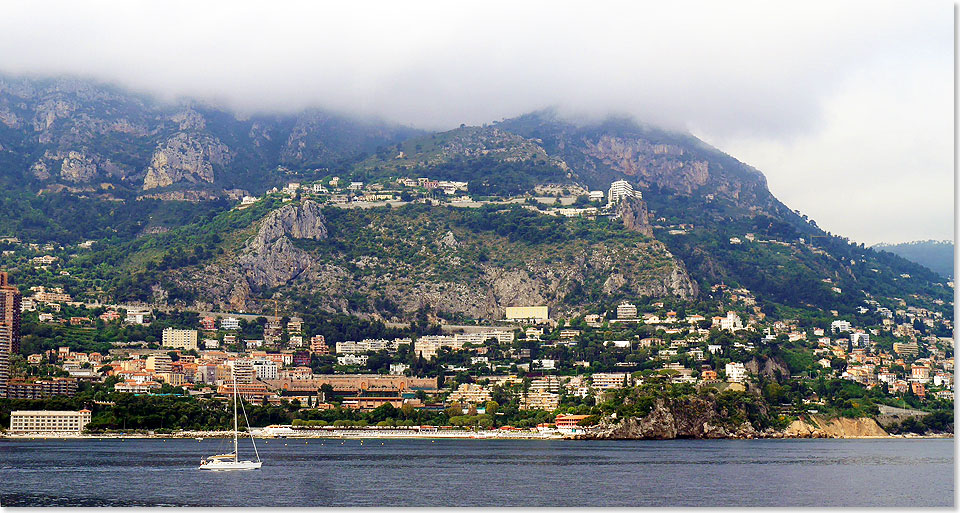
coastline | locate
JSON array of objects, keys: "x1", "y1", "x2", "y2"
[{"x1": 0, "y1": 430, "x2": 952, "y2": 441}]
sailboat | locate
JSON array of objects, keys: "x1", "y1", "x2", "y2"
[{"x1": 199, "y1": 370, "x2": 262, "y2": 471}]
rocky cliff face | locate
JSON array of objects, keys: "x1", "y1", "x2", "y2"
[
  {"x1": 582, "y1": 135, "x2": 710, "y2": 195},
  {"x1": 587, "y1": 397, "x2": 760, "y2": 439},
  {"x1": 171, "y1": 202, "x2": 698, "y2": 318},
  {"x1": 744, "y1": 355, "x2": 791, "y2": 382},
  {"x1": 234, "y1": 199, "x2": 328, "y2": 294},
  {"x1": 181, "y1": 200, "x2": 331, "y2": 311},
  {"x1": 616, "y1": 196, "x2": 653, "y2": 236},
  {"x1": 784, "y1": 415, "x2": 888, "y2": 438},
  {"x1": 0, "y1": 76, "x2": 415, "y2": 193},
  {"x1": 496, "y1": 110, "x2": 777, "y2": 211},
  {"x1": 585, "y1": 401, "x2": 889, "y2": 440},
  {"x1": 29, "y1": 149, "x2": 130, "y2": 183},
  {"x1": 142, "y1": 133, "x2": 232, "y2": 190}
]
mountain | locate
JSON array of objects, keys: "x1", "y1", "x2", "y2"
[
  {"x1": 0, "y1": 75, "x2": 420, "y2": 196},
  {"x1": 872, "y1": 240, "x2": 954, "y2": 279},
  {"x1": 0, "y1": 76, "x2": 951, "y2": 323}
]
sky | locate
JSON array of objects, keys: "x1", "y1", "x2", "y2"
[{"x1": 0, "y1": 0, "x2": 952, "y2": 245}]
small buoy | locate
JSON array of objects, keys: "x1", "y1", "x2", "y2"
[
  {"x1": 284, "y1": 443, "x2": 288, "y2": 446},
  {"x1": 381, "y1": 442, "x2": 384, "y2": 445},
  {"x1": 305, "y1": 441, "x2": 308, "y2": 444}
]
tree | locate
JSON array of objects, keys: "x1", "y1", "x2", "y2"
[
  {"x1": 445, "y1": 405, "x2": 463, "y2": 419},
  {"x1": 320, "y1": 383, "x2": 335, "y2": 402}
]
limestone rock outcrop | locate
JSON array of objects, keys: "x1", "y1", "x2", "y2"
[
  {"x1": 784, "y1": 415, "x2": 888, "y2": 438},
  {"x1": 616, "y1": 196, "x2": 653, "y2": 236},
  {"x1": 236, "y1": 200, "x2": 328, "y2": 293},
  {"x1": 59, "y1": 150, "x2": 100, "y2": 183},
  {"x1": 587, "y1": 397, "x2": 760, "y2": 439},
  {"x1": 142, "y1": 133, "x2": 231, "y2": 190}
]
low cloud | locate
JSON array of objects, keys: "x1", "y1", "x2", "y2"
[{"x1": 0, "y1": 0, "x2": 951, "y2": 243}]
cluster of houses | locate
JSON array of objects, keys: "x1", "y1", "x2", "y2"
[
  {"x1": 9, "y1": 263, "x2": 955, "y2": 418},
  {"x1": 237, "y1": 177, "x2": 644, "y2": 224},
  {"x1": 246, "y1": 175, "x2": 470, "y2": 207}
]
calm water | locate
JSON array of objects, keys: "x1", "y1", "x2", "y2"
[{"x1": 0, "y1": 437, "x2": 953, "y2": 507}]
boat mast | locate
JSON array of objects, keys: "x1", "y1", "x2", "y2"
[{"x1": 233, "y1": 368, "x2": 238, "y2": 462}]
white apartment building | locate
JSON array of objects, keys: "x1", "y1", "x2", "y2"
[
  {"x1": 124, "y1": 308, "x2": 151, "y2": 325},
  {"x1": 607, "y1": 180, "x2": 639, "y2": 205},
  {"x1": 10, "y1": 409, "x2": 92, "y2": 433},
  {"x1": 455, "y1": 330, "x2": 514, "y2": 345},
  {"x1": 415, "y1": 335, "x2": 459, "y2": 360},
  {"x1": 534, "y1": 359, "x2": 556, "y2": 370},
  {"x1": 591, "y1": 373, "x2": 631, "y2": 390},
  {"x1": 505, "y1": 306, "x2": 549, "y2": 323},
  {"x1": 227, "y1": 359, "x2": 256, "y2": 384},
  {"x1": 520, "y1": 391, "x2": 560, "y2": 411},
  {"x1": 850, "y1": 332, "x2": 870, "y2": 347},
  {"x1": 251, "y1": 359, "x2": 279, "y2": 381},
  {"x1": 337, "y1": 354, "x2": 369, "y2": 366},
  {"x1": 161, "y1": 328, "x2": 199, "y2": 351},
  {"x1": 715, "y1": 311, "x2": 743, "y2": 332},
  {"x1": 617, "y1": 302, "x2": 638, "y2": 319},
  {"x1": 336, "y1": 338, "x2": 411, "y2": 354},
  {"x1": 220, "y1": 317, "x2": 241, "y2": 330},
  {"x1": 831, "y1": 320, "x2": 852, "y2": 333},
  {"x1": 725, "y1": 362, "x2": 747, "y2": 383}
]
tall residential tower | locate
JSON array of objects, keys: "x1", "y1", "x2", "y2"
[{"x1": 0, "y1": 272, "x2": 22, "y2": 397}]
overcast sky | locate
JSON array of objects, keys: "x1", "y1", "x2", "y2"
[{"x1": 0, "y1": 0, "x2": 952, "y2": 245}]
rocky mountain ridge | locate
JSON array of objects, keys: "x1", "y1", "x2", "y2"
[
  {"x1": 0, "y1": 75, "x2": 419, "y2": 193},
  {"x1": 167, "y1": 200, "x2": 697, "y2": 319},
  {"x1": 1, "y1": 75, "x2": 950, "y2": 321}
]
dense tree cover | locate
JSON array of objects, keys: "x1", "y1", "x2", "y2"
[
  {"x1": 888, "y1": 411, "x2": 954, "y2": 434},
  {"x1": 873, "y1": 240, "x2": 954, "y2": 279},
  {"x1": 645, "y1": 189, "x2": 952, "y2": 315},
  {"x1": 0, "y1": 189, "x2": 227, "y2": 245}
]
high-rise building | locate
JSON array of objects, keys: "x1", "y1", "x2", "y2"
[
  {"x1": 161, "y1": 327, "x2": 199, "y2": 351},
  {"x1": 0, "y1": 271, "x2": 22, "y2": 397},
  {"x1": 607, "y1": 180, "x2": 639, "y2": 206}
]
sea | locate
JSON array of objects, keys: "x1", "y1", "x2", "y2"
[{"x1": 0, "y1": 438, "x2": 953, "y2": 507}]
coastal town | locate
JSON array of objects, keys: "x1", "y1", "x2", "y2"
[{"x1": 1, "y1": 244, "x2": 953, "y2": 438}]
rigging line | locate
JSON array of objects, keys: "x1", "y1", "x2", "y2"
[{"x1": 238, "y1": 395, "x2": 261, "y2": 462}]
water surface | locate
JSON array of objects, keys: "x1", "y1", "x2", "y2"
[{"x1": 0, "y1": 438, "x2": 953, "y2": 506}]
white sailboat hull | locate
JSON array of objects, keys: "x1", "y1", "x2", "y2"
[{"x1": 198, "y1": 460, "x2": 262, "y2": 471}]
